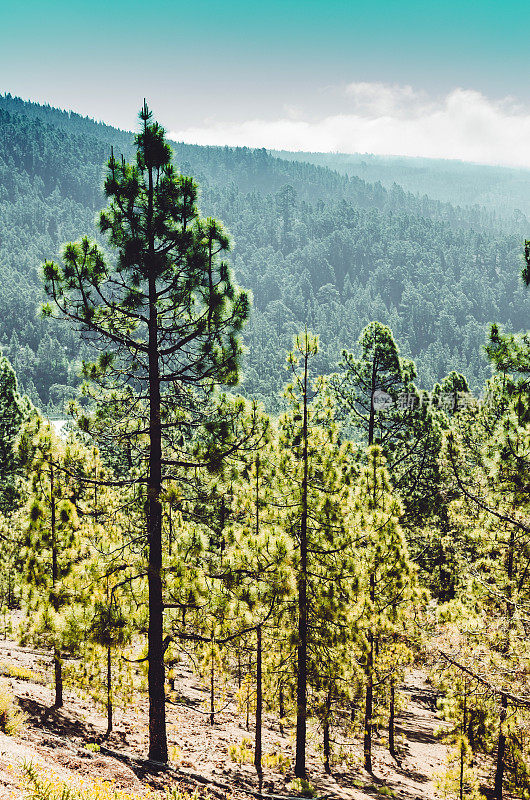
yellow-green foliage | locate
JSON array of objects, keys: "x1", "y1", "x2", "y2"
[
  {"x1": 0, "y1": 679, "x2": 24, "y2": 735},
  {"x1": 168, "y1": 745, "x2": 182, "y2": 765},
  {"x1": 434, "y1": 737, "x2": 485, "y2": 800},
  {"x1": 21, "y1": 763, "x2": 200, "y2": 800},
  {"x1": 166, "y1": 788, "x2": 201, "y2": 800},
  {"x1": 286, "y1": 778, "x2": 316, "y2": 798},
  {"x1": 262, "y1": 748, "x2": 291, "y2": 774},
  {"x1": 0, "y1": 661, "x2": 37, "y2": 682},
  {"x1": 228, "y1": 737, "x2": 253, "y2": 767}
]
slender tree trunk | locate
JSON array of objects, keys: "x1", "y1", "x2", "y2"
[
  {"x1": 494, "y1": 525, "x2": 516, "y2": 799},
  {"x1": 279, "y1": 683, "x2": 285, "y2": 735},
  {"x1": 295, "y1": 349, "x2": 309, "y2": 779},
  {"x1": 146, "y1": 155, "x2": 167, "y2": 763},
  {"x1": 368, "y1": 356, "x2": 378, "y2": 447},
  {"x1": 105, "y1": 643, "x2": 113, "y2": 738},
  {"x1": 94, "y1": 452, "x2": 99, "y2": 523},
  {"x1": 50, "y1": 462, "x2": 63, "y2": 709},
  {"x1": 246, "y1": 653, "x2": 251, "y2": 731},
  {"x1": 210, "y1": 647, "x2": 215, "y2": 726},
  {"x1": 389, "y1": 678, "x2": 396, "y2": 759},
  {"x1": 363, "y1": 634, "x2": 374, "y2": 772},
  {"x1": 323, "y1": 685, "x2": 332, "y2": 775},
  {"x1": 364, "y1": 572, "x2": 375, "y2": 772},
  {"x1": 253, "y1": 456, "x2": 264, "y2": 793},
  {"x1": 460, "y1": 679, "x2": 467, "y2": 800},
  {"x1": 53, "y1": 650, "x2": 63, "y2": 708},
  {"x1": 255, "y1": 625, "x2": 263, "y2": 793},
  {"x1": 494, "y1": 696, "x2": 507, "y2": 800}
]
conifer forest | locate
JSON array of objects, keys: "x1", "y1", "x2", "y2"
[{"x1": 0, "y1": 88, "x2": 529, "y2": 800}]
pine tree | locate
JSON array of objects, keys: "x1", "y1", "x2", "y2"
[
  {"x1": 0, "y1": 354, "x2": 32, "y2": 512},
  {"x1": 277, "y1": 331, "x2": 358, "y2": 778},
  {"x1": 18, "y1": 415, "x2": 90, "y2": 707},
  {"x1": 354, "y1": 445, "x2": 419, "y2": 772},
  {"x1": 224, "y1": 447, "x2": 294, "y2": 789},
  {"x1": 41, "y1": 104, "x2": 250, "y2": 761}
]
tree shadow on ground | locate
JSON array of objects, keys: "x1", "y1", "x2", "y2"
[{"x1": 18, "y1": 695, "x2": 100, "y2": 741}]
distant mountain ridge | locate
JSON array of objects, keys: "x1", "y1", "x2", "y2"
[{"x1": 0, "y1": 93, "x2": 528, "y2": 411}]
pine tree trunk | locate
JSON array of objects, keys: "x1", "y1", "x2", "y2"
[
  {"x1": 253, "y1": 457, "x2": 264, "y2": 793},
  {"x1": 363, "y1": 633, "x2": 374, "y2": 772},
  {"x1": 254, "y1": 625, "x2": 263, "y2": 793},
  {"x1": 50, "y1": 463, "x2": 63, "y2": 709},
  {"x1": 146, "y1": 164, "x2": 167, "y2": 762},
  {"x1": 246, "y1": 654, "x2": 251, "y2": 731},
  {"x1": 210, "y1": 649, "x2": 215, "y2": 726},
  {"x1": 105, "y1": 643, "x2": 113, "y2": 738},
  {"x1": 364, "y1": 573, "x2": 375, "y2": 772},
  {"x1": 323, "y1": 685, "x2": 332, "y2": 775},
  {"x1": 368, "y1": 357, "x2": 377, "y2": 447},
  {"x1": 494, "y1": 695, "x2": 507, "y2": 800},
  {"x1": 389, "y1": 678, "x2": 396, "y2": 759},
  {"x1": 493, "y1": 524, "x2": 515, "y2": 799},
  {"x1": 460, "y1": 681, "x2": 467, "y2": 800},
  {"x1": 53, "y1": 650, "x2": 63, "y2": 708},
  {"x1": 295, "y1": 349, "x2": 309, "y2": 779},
  {"x1": 279, "y1": 683, "x2": 285, "y2": 735}
]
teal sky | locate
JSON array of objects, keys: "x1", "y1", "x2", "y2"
[{"x1": 2, "y1": 0, "x2": 530, "y2": 163}]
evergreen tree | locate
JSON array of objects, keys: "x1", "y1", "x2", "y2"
[
  {"x1": 41, "y1": 104, "x2": 250, "y2": 761},
  {"x1": 277, "y1": 331, "x2": 357, "y2": 778},
  {"x1": 354, "y1": 446, "x2": 419, "y2": 772},
  {"x1": 0, "y1": 354, "x2": 32, "y2": 512},
  {"x1": 18, "y1": 416, "x2": 90, "y2": 707}
]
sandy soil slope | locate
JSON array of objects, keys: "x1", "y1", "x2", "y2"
[{"x1": 0, "y1": 640, "x2": 450, "y2": 800}]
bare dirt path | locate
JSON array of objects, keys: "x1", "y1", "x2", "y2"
[
  {"x1": 386, "y1": 669, "x2": 449, "y2": 799},
  {"x1": 316, "y1": 669, "x2": 448, "y2": 800}
]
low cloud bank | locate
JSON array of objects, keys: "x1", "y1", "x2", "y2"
[{"x1": 170, "y1": 84, "x2": 530, "y2": 168}]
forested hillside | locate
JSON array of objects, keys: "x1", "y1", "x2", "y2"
[
  {"x1": 1, "y1": 99, "x2": 530, "y2": 800},
  {"x1": 274, "y1": 149, "x2": 530, "y2": 221},
  {"x1": 1, "y1": 93, "x2": 529, "y2": 409}
]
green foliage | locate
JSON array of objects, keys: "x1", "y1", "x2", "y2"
[
  {"x1": 0, "y1": 661, "x2": 37, "y2": 682},
  {"x1": 0, "y1": 679, "x2": 25, "y2": 734},
  {"x1": 228, "y1": 737, "x2": 254, "y2": 766},
  {"x1": 286, "y1": 778, "x2": 316, "y2": 797},
  {"x1": 1, "y1": 95, "x2": 529, "y2": 411}
]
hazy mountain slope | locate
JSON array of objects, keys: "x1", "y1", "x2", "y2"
[
  {"x1": 273, "y1": 149, "x2": 530, "y2": 221},
  {"x1": 0, "y1": 95, "x2": 528, "y2": 411}
]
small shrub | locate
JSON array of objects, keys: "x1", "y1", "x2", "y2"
[
  {"x1": 21, "y1": 762, "x2": 200, "y2": 800},
  {"x1": 228, "y1": 737, "x2": 253, "y2": 767},
  {"x1": 166, "y1": 789, "x2": 200, "y2": 800},
  {"x1": 263, "y1": 749, "x2": 291, "y2": 774},
  {"x1": 169, "y1": 745, "x2": 182, "y2": 765},
  {"x1": 286, "y1": 778, "x2": 316, "y2": 797},
  {"x1": 0, "y1": 680, "x2": 24, "y2": 735},
  {"x1": 0, "y1": 661, "x2": 36, "y2": 682}
]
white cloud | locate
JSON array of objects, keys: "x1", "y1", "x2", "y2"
[
  {"x1": 169, "y1": 84, "x2": 530, "y2": 168},
  {"x1": 344, "y1": 81, "x2": 424, "y2": 117}
]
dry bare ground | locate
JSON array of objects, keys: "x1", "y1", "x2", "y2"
[{"x1": 0, "y1": 639, "x2": 450, "y2": 800}]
